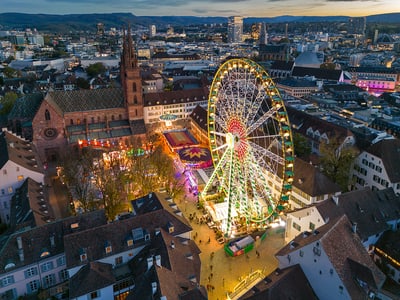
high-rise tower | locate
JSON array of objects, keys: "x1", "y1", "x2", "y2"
[
  {"x1": 227, "y1": 16, "x2": 243, "y2": 43},
  {"x1": 259, "y1": 22, "x2": 268, "y2": 45},
  {"x1": 149, "y1": 25, "x2": 156, "y2": 38},
  {"x1": 120, "y1": 24, "x2": 144, "y2": 121}
]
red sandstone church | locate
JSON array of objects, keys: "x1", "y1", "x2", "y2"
[{"x1": 32, "y1": 27, "x2": 146, "y2": 163}]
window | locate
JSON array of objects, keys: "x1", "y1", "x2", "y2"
[
  {"x1": 57, "y1": 256, "x2": 66, "y2": 267},
  {"x1": 8, "y1": 186, "x2": 13, "y2": 194},
  {"x1": 42, "y1": 274, "x2": 56, "y2": 288},
  {"x1": 132, "y1": 83, "x2": 137, "y2": 92},
  {"x1": 2, "y1": 169, "x2": 6, "y2": 175},
  {"x1": 41, "y1": 261, "x2": 54, "y2": 272},
  {"x1": 59, "y1": 269, "x2": 69, "y2": 282},
  {"x1": 309, "y1": 222, "x2": 315, "y2": 231},
  {"x1": 79, "y1": 252, "x2": 87, "y2": 262},
  {"x1": 1, "y1": 275, "x2": 15, "y2": 287},
  {"x1": 45, "y1": 109, "x2": 51, "y2": 121},
  {"x1": 24, "y1": 267, "x2": 38, "y2": 278},
  {"x1": 299, "y1": 250, "x2": 304, "y2": 257},
  {"x1": 27, "y1": 280, "x2": 40, "y2": 293},
  {"x1": 90, "y1": 290, "x2": 101, "y2": 299},
  {"x1": 115, "y1": 256, "x2": 123, "y2": 266},
  {"x1": 292, "y1": 222, "x2": 301, "y2": 231},
  {"x1": 17, "y1": 175, "x2": 24, "y2": 181}
]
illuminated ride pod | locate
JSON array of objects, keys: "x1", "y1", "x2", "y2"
[{"x1": 201, "y1": 58, "x2": 294, "y2": 237}]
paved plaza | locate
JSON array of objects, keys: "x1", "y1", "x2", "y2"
[{"x1": 178, "y1": 189, "x2": 286, "y2": 300}]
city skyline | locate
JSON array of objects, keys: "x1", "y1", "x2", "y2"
[{"x1": 0, "y1": 0, "x2": 399, "y2": 18}]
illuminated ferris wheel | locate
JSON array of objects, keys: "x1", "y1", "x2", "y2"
[{"x1": 201, "y1": 58, "x2": 294, "y2": 236}]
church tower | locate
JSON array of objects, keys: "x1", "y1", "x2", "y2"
[{"x1": 121, "y1": 24, "x2": 144, "y2": 120}]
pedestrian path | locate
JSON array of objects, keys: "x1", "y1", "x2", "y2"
[{"x1": 178, "y1": 190, "x2": 285, "y2": 300}]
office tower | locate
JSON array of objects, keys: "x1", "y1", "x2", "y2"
[
  {"x1": 348, "y1": 17, "x2": 366, "y2": 35},
  {"x1": 96, "y1": 23, "x2": 105, "y2": 35},
  {"x1": 259, "y1": 22, "x2": 268, "y2": 45},
  {"x1": 149, "y1": 25, "x2": 156, "y2": 38},
  {"x1": 227, "y1": 16, "x2": 243, "y2": 43}
]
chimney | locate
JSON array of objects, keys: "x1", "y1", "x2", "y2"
[
  {"x1": 352, "y1": 222, "x2": 357, "y2": 233},
  {"x1": 17, "y1": 236, "x2": 23, "y2": 250}
]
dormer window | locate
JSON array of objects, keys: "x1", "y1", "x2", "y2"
[
  {"x1": 167, "y1": 222, "x2": 174, "y2": 233},
  {"x1": 105, "y1": 241, "x2": 112, "y2": 254},
  {"x1": 132, "y1": 227, "x2": 144, "y2": 242},
  {"x1": 40, "y1": 248, "x2": 50, "y2": 258},
  {"x1": 79, "y1": 248, "x2": 87, "y2": 262},
  {"x1": 71, "y1": 222, "x2": 79, "y2": 230},
  {"x1": 127, "y1": 238, "x2": 133, "y2": 247}
]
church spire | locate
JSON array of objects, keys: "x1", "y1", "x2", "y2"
[
  {"x1": 122, "y1": 23, "x2": 137, "y2": 70},
  {"x1": 120, "y1": 23, "x2": 144, "y2": 121}
]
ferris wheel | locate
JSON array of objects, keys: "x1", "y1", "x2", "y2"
[{"x1": 201, "y1": 58, "x2": 294, "y2": 237}]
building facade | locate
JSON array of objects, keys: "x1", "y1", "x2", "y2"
[
  {"x1": 0, "y1": 130, "x2": 44, "y2": 224},
  {"x1": 227, "y1": 16, "x2": 243, "y2": 43}
]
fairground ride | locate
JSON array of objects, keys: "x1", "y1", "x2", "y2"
[{"x1": 200, "y1": 58, "x2": 294, "y2": 237}]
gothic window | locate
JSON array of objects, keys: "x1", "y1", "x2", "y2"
[
  {"x1": 45, "y1": 109, "x2": 51, "y2": 121},
  {"x1": 119, "y1": 114, "x2": 122, "y2": 120},
  {"x1": 134, "y1": 95, "x2": 138, "y2": 104},
  {"x1": 70, "y1": 119, "x2": 73, "y2": 125},
  {"x1": 111, "y1": 115, "x2": 115, "y2": 121},
  {"x1": 132, "y1": 82, "x2": 137, "y2": 92}
]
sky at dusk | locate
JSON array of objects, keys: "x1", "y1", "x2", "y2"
[{"x1": 0, "y1": 0, "x2": 399, "y2": 17}]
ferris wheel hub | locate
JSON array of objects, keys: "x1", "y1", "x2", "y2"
[{"x1": 225, "y1": 132, "x2": 238, "y2": 150}]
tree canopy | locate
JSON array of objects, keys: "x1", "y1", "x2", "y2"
[
  {"x1": 0, "y1": 92, "x2": 18, "y2": 115},
  {"x1": 319, "y1": 141, "x2": 358, "y2": 191},
  {"x1": 86, "y1": 62, "x2": 106, "y2": 78}
]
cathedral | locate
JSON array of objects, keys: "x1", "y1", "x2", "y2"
[{"x1": 32, "y1": 26, "x2": 147, "y2": 163}]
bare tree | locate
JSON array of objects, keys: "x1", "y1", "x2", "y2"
[
  {"x1": 93, "y1": 151, "x2": 126, "y2": 220},
  {"x1": 59, "y1": 148, "x2": 98, "y2": 213}
]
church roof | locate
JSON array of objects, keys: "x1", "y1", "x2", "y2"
[
  {"x1": 8, "y1": 93, "x2": 44, "y2": 119},
  {"x1": 46, "y1": 88, "x2": 124, "y2": 114}
]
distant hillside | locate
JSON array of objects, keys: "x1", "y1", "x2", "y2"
[{"x1": 0, "y1": 12, "x2": 399, "y2": 32}]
